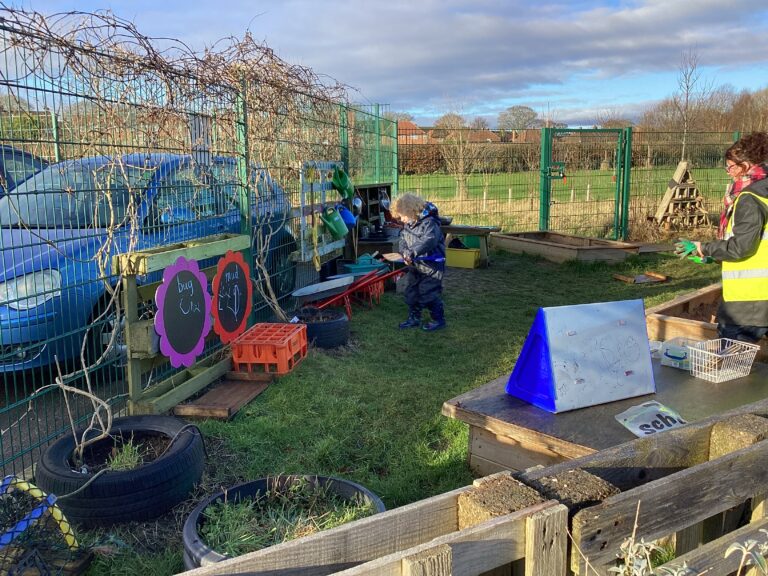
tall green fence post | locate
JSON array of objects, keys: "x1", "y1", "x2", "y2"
[
  {"x1": 374, "y1": 103, "x2": 381, "y2": 183},
  {"x1": 50, "y1": 110, "x2": 61, "y2": 162},
  {"x1": 621, "y1": 127, "x2": 633, "y2": 241},
  {"x1": 392, "y1": 119, "x2": 399, "y2": 195},
  {"x1": 539, "y1": 127, "x2": 552, "y2": 231},
  {"x1": 339, "y1": 104, "x2": 349, "y2": 171}
]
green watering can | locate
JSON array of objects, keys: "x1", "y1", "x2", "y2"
[
  {"x1": 332, "y1": 166, "x2": 354, "y2": 200},
  {"x1": 319, "y1": 206, "x2": 349, "y2": 240}
]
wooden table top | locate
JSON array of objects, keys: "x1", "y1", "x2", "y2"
[{"x1": 442, "y1": 359, "x2": 768, "y2": 457}]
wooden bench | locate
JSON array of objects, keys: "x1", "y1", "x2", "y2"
[{"x1": 440, "y1": 225, "x2": 501, "y2": 268}]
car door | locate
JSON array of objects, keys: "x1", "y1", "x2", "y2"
[
  {"x1": 0, "y1": 148, "x2": 48, "y2": 194},
  {"x1": 147, "y1": 163, "x2": 225, "y2": 245}
]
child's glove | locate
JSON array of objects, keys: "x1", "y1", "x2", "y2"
[
  {"x1": 674, "y1": 239, "x2": 697, "y2": 258},
  {"x1": 687, "y1": 255, "x2": 714, "y2": 264}
]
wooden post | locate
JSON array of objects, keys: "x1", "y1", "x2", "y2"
[
  {"x1": 524, "y1": 505, "x2": 567, "y2": 576},
  {"x1": 402, "y1": 544, "x2": 451, "y2": 576}
]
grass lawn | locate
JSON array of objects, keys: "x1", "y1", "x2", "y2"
[
  {"x1": 82, "y1": 249, "x2": 721, "y2": 575},
  {"x1": 400, "y1": 167, "x2": 730, "y2": 205}
]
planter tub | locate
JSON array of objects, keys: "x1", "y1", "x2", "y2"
[{"x1": 490, "y1": 231, "x2": 639, "y2": 263}]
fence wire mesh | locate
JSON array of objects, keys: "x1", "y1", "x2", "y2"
[
  {"x1": 0, "y1": 8, "x2": 395, "y2": 478},
  {"x1": 398, "y1": 127, "x2": 736, "y2": 241}
]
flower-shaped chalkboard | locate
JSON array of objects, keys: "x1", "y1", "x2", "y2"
[
  {"x1": 154, "y1": 256, "x2": 212, "y2": 368},
  {"x1": 211, "y1": 250, "x2": 252, "y2": 344}
]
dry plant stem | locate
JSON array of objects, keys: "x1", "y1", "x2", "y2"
[
  {"x1": 54, "y1": 355, "x2": 113, "y2": 465},
  {"x1": 567, "y1": 526, "x2": 602, "y2": 576}
]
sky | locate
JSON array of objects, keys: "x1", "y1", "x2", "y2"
[{"x1": 14, "y1": 0, "x2": 768, "y2": 127}]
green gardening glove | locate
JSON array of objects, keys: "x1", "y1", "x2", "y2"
[
  {"x1": 687, "y1": 255, "x2": 714, "y2": 264},
  {"x1": 674, "y1": 239, "x2": 697, "y2": 259}
]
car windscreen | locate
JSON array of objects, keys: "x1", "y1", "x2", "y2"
[{"x1": 0, "y1": 162, "x2": 151, "y2": 228}]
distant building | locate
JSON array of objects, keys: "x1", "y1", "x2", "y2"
[
  {"x1": 466, "y1": 129, "x2": 501, "y2": 143},
  {"x1": 397, "y1": 120, "x2": 429, "y2": 144}
]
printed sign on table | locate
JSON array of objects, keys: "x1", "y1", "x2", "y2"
[
  {"x1": 211, "y1": 250, "x2": 252, "y2": 343},
  {"x1": 615, "y1": 401, "x2": 688, "y2": 437},
  {"x1": 154, "y1": 256, "x2": 212, "y2": 368}
]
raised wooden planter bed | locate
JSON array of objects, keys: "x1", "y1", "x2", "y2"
[
  {"x1": 516, "y1": 398, "x2": 768, "y2": 575},
  {"x1": 180, "y1": 474, "x2": 567, "y2": 576},
  {"x1": 646, "y1": 282, "x2": 768, "y2": 362},
  {"x1": 490, "y1": 231, "x2": 639, "y2": 263}
]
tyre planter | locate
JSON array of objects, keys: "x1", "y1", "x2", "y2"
[
  {"x1": 35, "y1": 415, "x2": 205, "y2": 528},
  {"x1": 292, "y1": 307, "x2": 350, "y2": 349},
  {"x1": 182, "y1": 474, "x2": 385, "y2": 569}
]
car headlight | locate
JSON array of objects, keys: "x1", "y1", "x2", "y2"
[{"x1": 0, "y1": 270, "x2": 62, "y2": 310}]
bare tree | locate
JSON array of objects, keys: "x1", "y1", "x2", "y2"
[
  {"x1": 434, "y1": 112, "x2": 477, "y2": 201},
  {"x1": 673, "y1": 47, "x2": 711, "y2": 161},
  {"x1": 497, "y1": 105, "x2": 538, "y2": 132},
  {"x1": 595, "y1": 108, "x2": 633, "y2": 128},
  {"x1": 385, "y1": 111, "x2": 414, "y2": 122},
  {"x1": 470, "y1": 116, "x2": 489, "y2": 130}
]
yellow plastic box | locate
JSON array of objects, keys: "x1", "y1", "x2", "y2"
[{"x1": 446, "y1": 247, "x2": 480, "y2": 269}]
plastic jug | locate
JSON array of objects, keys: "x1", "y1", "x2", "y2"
[
  {"x1": 319, "y1": 206, "x2": 349, "y2": 240},
  {"x1": 337, "y1": 204, "x2": 357, "y2": 227}
]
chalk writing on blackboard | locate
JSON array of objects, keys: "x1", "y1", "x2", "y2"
[
  {"x1": 155, "y1": 256, "x2": 212, "y2": 368},
  {"x1": 212, "y1": 250, "x2": 252, "y2": 344}
]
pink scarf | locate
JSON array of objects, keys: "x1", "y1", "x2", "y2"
[{"x1": 719, "y1": 163, "x2": 768, "y2": 239}]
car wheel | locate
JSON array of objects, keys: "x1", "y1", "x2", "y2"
[
  {"x1": 85, "y1": 295, "x2": 127, "y2": 370},
  {"x1": 266, "y1": 226, "x2": 297, "y2": 301},
  {"x1": 252, "y1": 226, "x2": 297, "y2": 317}
]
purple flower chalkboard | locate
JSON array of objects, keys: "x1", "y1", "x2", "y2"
[{"x1": 154, "y1": 256, "x2": 212, "y2": 368}]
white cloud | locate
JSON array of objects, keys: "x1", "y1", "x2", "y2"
[{"x1": 19, "y1": 0, "x2": 768, "y2": 126}]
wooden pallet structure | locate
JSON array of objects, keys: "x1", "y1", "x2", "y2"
[
  {"x1": 180, "y1": 396, "x2": 768, "y2": 576},
  {"x1": 654, "y1": 161, "x2": 710, "y2": 228}
]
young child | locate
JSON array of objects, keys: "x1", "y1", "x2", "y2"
[{"x1": 391, "y1": 193, "x2": 446, "y2": 331}]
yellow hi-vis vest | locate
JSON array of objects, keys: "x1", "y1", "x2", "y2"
[{"x1": 722, "y1": 191, "x2": 768, "y2": 302}]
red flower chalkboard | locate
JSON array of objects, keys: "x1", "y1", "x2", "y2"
[{"x1": 211, "y1": 250, "x2": 252, "y2": 343}]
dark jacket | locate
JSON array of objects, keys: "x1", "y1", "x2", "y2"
[
  {"x1": 701, "y1": 171, "x2": 768, "y2": 327},
  {"x1": 399, "y1": 213, "x2": 445, "y2": 278}
]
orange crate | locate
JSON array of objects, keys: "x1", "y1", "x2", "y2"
[{"x1": 231, "y1": 323, "x2": 307, "y2": 376}]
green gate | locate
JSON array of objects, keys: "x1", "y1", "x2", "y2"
[{"x1": 539, "y1": 127, "x2": 632, "y2": 240}]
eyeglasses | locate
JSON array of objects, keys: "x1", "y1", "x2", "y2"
[{"x1": 725, "y1": 163, "x2": 741, "y2": 173}]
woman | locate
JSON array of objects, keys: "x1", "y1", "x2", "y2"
[
  {"x1": 391, "y1": 193, "x2": 446, "y2": 331},
  {"x1": 677, "y1": 132, "x2": 768, "y2": 343}
]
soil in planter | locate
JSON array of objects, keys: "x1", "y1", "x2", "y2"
[
  {"x1": 524, "y1": 468, "x2": 620, "y2": 514},
  {"x1": 199, "y1": 478, "x2": 378, "y2": 558},
  {"x1": 75, "y1": 431, "x2": 171, "y2": 473},
  {"x1": 295, "y1": 306, "x2": 339, "y2": 323}
]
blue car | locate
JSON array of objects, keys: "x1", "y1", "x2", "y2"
[
  {"x1": 0, "y1": 153, "x2": 296, "y2": 373},
  {"x1": 0, "y1": 146, "x2": 48, "y2": 195}
]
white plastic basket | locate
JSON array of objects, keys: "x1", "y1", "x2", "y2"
[{"x1": 687, "y1": 338, "x2": 760, "y2": 383}]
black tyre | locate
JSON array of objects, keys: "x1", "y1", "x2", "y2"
[
  {"x1": 294, "y1": 307, "x2": 350, "y2": 349},
  {"x1": 182, "y1": 475, "x2": 385, "y2": 569},
  {"x1": 35, "y1": 415, "x2": 205, "y2": 527}
]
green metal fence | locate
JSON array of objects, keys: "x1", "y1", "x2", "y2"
[
  {"x1": 398, "y1": 126, "x2": 736, "y2": 240},
  {"x1": 0, "y1": 12, "x2": 395, "y2": 477}
]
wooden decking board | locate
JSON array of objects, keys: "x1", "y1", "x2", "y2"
[{"x1": 173, "y1": 379, "x2": 270, "y2": 420}]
